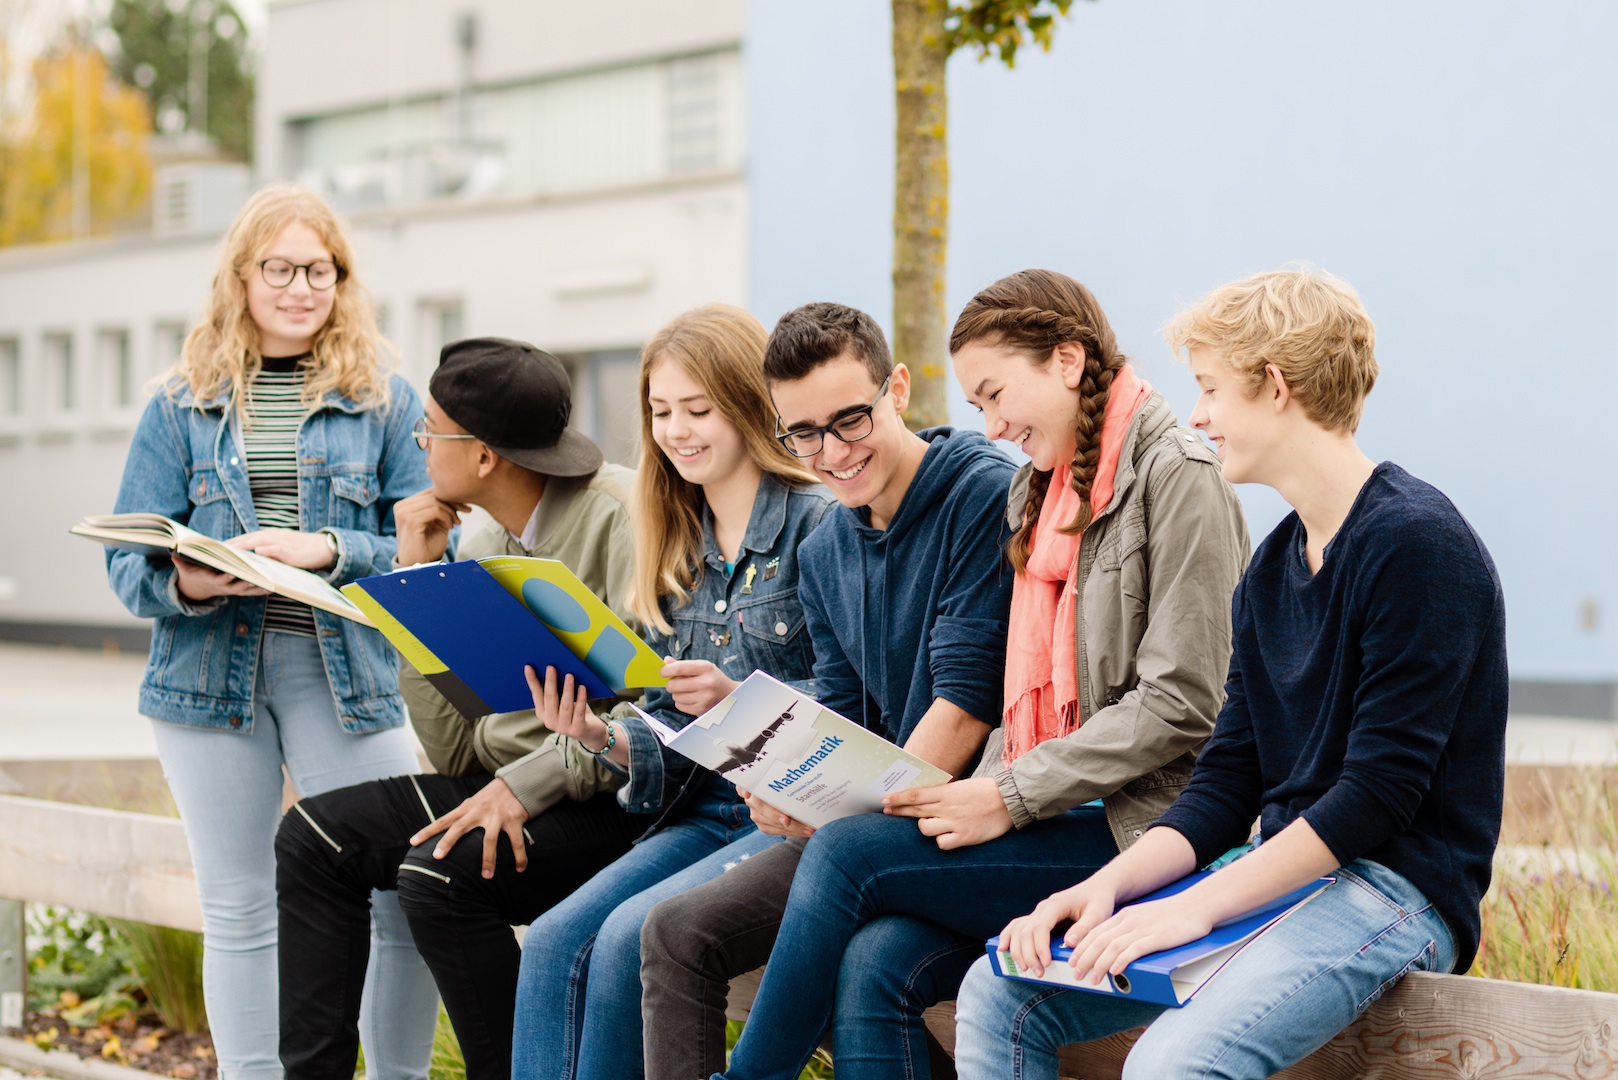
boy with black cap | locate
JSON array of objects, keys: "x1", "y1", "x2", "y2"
[{"x1": 276, "y1": 338, "x2": 646, "y2": 1080}]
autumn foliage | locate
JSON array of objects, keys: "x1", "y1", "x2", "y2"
[{"x1": 0, "y1": 45, "x2": 153, "y2": 246}]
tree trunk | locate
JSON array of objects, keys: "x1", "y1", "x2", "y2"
[{"x1": 892, "y1": 0, "x2": 951, "y2": 430}]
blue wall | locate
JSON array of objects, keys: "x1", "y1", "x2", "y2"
[{"x1": 745, "y1": 0, "x2": 1618, "y2": 682}]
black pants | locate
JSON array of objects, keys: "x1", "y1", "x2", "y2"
[{"x1": 275, "y1": 771, "x2": 646, "y2": 1080}]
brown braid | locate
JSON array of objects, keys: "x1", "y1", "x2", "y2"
[{"x1": 948, "y1": 270, "x2": 1129, "y2": 572}]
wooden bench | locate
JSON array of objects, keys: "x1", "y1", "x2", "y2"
[{"x1": 4, "y1": 795, "x2": 1616, "y2": 1078}]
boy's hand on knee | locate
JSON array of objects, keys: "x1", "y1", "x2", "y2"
[
  {"x1": 408, "y1": 778, "x2": 531, "y2": 878},
  {"x1": 883, "y1": 777, "x2": 1012, "y2": 850}
]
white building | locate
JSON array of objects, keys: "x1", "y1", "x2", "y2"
[
  {"x1": 3, "y1": 0, "x2": 1615, "y2": 716},
  {"x1": 0, "y1": 0, "x2": 747, "y2": 640}
]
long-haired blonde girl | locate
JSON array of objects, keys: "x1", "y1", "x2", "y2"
[
  {"x1": 171, "y1": 184, "x2": 394, "y2": 411},
  {"x1": 104, "y1": 185, "x2": 437, "y2": 1080},
  {"x1": 631, "y1": 303, "x2": 816, "y2": 633},
  {"x1": 510, "y1": 303, "x2": 835, "y2": 1080}
]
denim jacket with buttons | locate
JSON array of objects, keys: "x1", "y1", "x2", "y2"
[
  {"x1": 610, "y1": 472, "x2": 836, "y2": 823},
  {"x1": 105, "y1": 374, "x2": 428, "y2": 733}
]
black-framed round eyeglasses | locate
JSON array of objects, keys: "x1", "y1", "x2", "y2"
[
  {"x1": 257, "y1": 258, "x2": 346, "y2": 291},
  {"x1": 775, "y1": 375, "x2": 891, "y2": 457},
  {"x1": 412, "y1": 416, "x2": 479, "y2": 451}
]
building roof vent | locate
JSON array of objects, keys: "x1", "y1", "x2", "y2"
[{"x1": 152, "y1": 162, "x2": 252, "y2": 237}]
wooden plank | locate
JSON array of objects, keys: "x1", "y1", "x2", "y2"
[
  {"x1": 734, "y1": 966, "x2": 1618, "y2": 1079},
  {"x1": 1270, "y1": 972, "x2": 1618, "y2": 1080},
  {"x1": 0, "y1": 899, "x2": 22, "y2": 1030},
  {"x1": 0, "y1": 794, "x2": 200, "y2": 932}
]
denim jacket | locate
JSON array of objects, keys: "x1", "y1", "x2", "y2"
[
  {"x1": 106, "y1": 374, "x2": 429, "y2": 733},
  {"x1": 610, "y1": 473, "x2": 835, "y2": 823}
]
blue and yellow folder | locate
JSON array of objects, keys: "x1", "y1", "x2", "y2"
[
  {"x1": 342, "y1": 557, "x2": 666, "y2": 720},
  {"x1": 987, "y1": 872, "x2": 1333, "y2": 1007}
]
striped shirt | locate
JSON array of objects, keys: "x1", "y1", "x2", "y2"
[{"x1": 245, "y1": 356, "x2": 315, "y2": 636}]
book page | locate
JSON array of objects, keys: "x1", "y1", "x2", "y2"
[{"x1": 660, "y1": 671, "x2": 950, "y2": 828}]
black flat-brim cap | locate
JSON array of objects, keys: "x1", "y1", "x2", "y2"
[{"x1": 430, "y1": 337, "x2": 604, "y2": 477}]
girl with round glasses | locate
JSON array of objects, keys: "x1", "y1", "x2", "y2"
[{"x1": 103, "y1": 185, "x2": 435, "y2": 1080}]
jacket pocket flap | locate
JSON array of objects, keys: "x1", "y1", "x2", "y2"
[
  {"x1": 738, "y1": 608, "x2": 806, "y2": 644},
  {"x1": 331, "y1": 473, "x2": 380, "y2": 506},
  {"x1": 190, "y1": 468, "x2": 229, "y2": 504}
]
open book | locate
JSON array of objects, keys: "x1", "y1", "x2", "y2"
[
  {"x1": 634, "y1": 670, "x2": 951, "y2": 829},
  {"x1": 71, "y1": 512, "x2": 373, "y2": 626},
  {"x1": 343, "y1": 556, "x2": 667, "y2": 721},
  {"x1": 986, "y1": 871, "x2": 1334, "y2": 1007}
]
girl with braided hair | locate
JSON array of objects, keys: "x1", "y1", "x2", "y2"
[{"x1": 712, "y1": 269, "x2": 1251, "y2": 1080}]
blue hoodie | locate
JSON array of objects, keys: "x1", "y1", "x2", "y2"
[{"x1": 797, "y1": 427, "x2": 1015, "y2": 753}]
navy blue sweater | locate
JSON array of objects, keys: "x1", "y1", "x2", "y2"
[
  {"x1": 797, "y1": 428, "x2": 1015, "y2": 752},
  {"x1": 1157, "y1": 463, "x2": 1507, "y2": 971}
]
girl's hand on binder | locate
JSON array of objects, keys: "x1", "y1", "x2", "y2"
[
  {"x1": 229, "y1": 528, "x2": 336, "y2": 569},
  {"x1": 1066, "y1": 892, "x2": 1213, "y2": 986},
  {"x1": 999, "y1": 879, "x2": 1117, "y2": 977},
  {"x1": 659, "y1": 659, "x2": 738, "y2": 716},
  {"x1": 409, "y1": 778, "x2": 530, "y2": 878},
  {"x1": 737, "y1": 788, "x2": 815, "y2": 839},
  {"x1": 525, "y1": 665, "x2": 601, "y2": 744},
  {"x1": 882, "y1": 777, "x2": 1011, "y2": 850},
  {"x1": 172, "y1": 556, "x2": 267, "y2": 601}
]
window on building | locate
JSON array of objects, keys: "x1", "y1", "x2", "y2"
[
  {"x1": 42, "y1": 332, "x2": 75, "y2": 417},
  {"x1": 96, "y1": 327, "x2": 135, "y2": 414},
  {"x1": 415, "y1": 298, "x2": 465, "y2": 385},
  {"x1": 0, "y1": 338, "x2": 20, "y2": 419},
  {"x1": 667, "y1": 53, "x2": 724, "y2": 174},
  {"x1": 292, "y1": 48, "x2": 743, "y2": 210},
  {"x1": 555, "y1": 347, "x2": 642, "y2": 467},
  {"x1": 153, "y1": 321, "x2": 188, "y2": 375}
]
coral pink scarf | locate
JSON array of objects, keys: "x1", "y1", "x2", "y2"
[{"x1": 1003, "y1": 365, "x2": 1151, "y2": 763}]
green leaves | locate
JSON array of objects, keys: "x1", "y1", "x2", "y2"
[{"x1": 946, "y1": 0, "x2": 1085, "y2": 67}]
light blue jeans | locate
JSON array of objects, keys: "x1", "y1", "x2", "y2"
[
  {"x1": 511, "y1": 778, "x2": 780, "y2": 1080},
  {"x1": 953, "y1": 858, "x2": 1456, "y2": 1080},
  {"x1": 150, "y1": 633, "x2": 437, "y2": 1080}
]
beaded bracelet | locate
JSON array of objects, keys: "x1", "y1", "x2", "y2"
[{"x1": 587, "y1": 720, "x2": 617, "y2": 756}]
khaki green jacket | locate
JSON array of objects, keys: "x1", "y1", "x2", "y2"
[
  {"x1": 399, "y1": 464, "x2": 636, "y2": 816},
  {"x1": 972, "y1": 392, "x2": 1250, "y2": 852}
]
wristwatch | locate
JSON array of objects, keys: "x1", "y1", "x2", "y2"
[{"x1": 321, "y1": 530, "x2": 340, "y2": 565}]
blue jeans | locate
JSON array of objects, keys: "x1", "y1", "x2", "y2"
[
  {"x1": 511, "y1": 777, "x2": 780, "y2": 1080},
  {"x1": 718, "y1": 805, "x2": 1119, "y2": 1080},
  {"x1": 953, "y1": 858, "x2": 1457, "y2": 1080},
  {"x1": 150, "y1": 633, "x2": 436, "y2": 1080}
]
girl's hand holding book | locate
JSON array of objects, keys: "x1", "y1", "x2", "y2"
[
  {"x1": 230, "y1": 528, "x2": 338, "y2": 570},
  {"x1": 659, "y1": 657, "x2": 738, "y2": 716},
  {"x1": 172, "y1": 554, "x2": 268, "y2": 602},
  {"x1": 738, "y1": 787, "x2": 815, "y2": 839}
]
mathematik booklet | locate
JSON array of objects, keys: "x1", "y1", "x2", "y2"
[
  {"x1": 633, "y1": 670, "x2": 951, "y2": 828},
  {"x1": 342, "y1": 556, "x2": 666, "y2": 720},
  {"x1": 71, "y1": 512, "x2": 373, "y2": 626},
  {"x1": 987, "y1": 872, "x2": 1334, "y2": 1007}
]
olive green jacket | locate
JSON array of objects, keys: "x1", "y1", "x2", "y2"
[
  {"x1": 399, "y1": 464, "x2": 636, "y2": 816},
  {"x1": 971, "y1": 392, "x2": 1250, "y2": 852}
]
